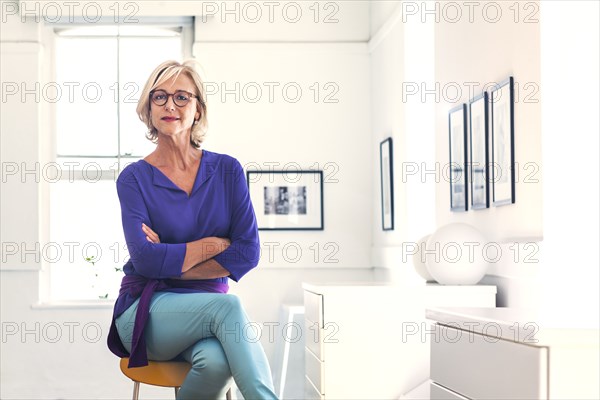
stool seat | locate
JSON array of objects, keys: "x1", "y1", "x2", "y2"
[
  {"x1": 119, "y1": 357, "x2": 232, "y2": 400},
  {"x1": 120, "y1": 358, "x2": 191, "y2": 388}
]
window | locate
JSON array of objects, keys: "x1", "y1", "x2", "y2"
[{"x1": 48, "y1": 20, "x2": 192, "y2": 300}]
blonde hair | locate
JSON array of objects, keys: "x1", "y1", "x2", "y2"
[{"x1": 137, "y1": 60, "x2": 208, "y2": 148}]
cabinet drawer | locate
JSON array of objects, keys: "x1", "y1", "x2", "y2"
[
  {"x1": 431, "y1": 324, "x2": 548, "y2": 399},
  {"x1": 304, "y1": 290, "x2": 323, "y2": 327},
  {"x1": 305, "y1": 317, "x2": 323, "y2": 361},
  {"x1": 305, "y1": 346, "x2": 324, "y2": 395},
  {"x1": 430, "y1": 382, "x2": 469, "y2": 400}
]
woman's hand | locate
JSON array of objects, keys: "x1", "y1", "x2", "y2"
[{"x1": 142, "y1": 223, "x2": 160, "y2": 244}]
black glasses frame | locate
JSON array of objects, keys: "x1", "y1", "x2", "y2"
[{"x1": 150, "y1": 89, "x2": 198, "y2": 107}]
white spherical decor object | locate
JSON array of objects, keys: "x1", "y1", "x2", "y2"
[
  {"x1": 425, "y1": 223, "x2": 489, "y2": 285},
  {"x1": 412, "y1": 235, "x2": 436, "y2": 282}
]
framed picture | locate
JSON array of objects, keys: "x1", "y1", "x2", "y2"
[
  {"x1": 380, "y1": 137, "x2": 394, "y2": 230},
  {"x1": 246, "y1": 170, "x2": 323, "y2": 230},
  {"x1": 491, "y1": 76, "x2": 516, "y2": 206},
  {"x1": 449, "y1": 104, "x2": 468, "y2": 212},
  {"x1": 469, "y1": 92, "x2": 490, "y2": 209}
]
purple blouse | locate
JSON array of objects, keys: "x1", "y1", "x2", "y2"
[{"x1": 107, "y1": 150, "x2": 260, "y2": 367}]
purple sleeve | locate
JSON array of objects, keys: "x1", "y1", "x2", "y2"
[
  {"x1": 117, "y1": 170, "x2": 185, "y2": 279},
  {"x1": 213, "y1": 160, "x2": 260, "y2": 281}
]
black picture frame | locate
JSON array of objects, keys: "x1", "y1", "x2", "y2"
[
  {"x1": 380, "y1": 137, "x2": 394, "y2": 231},
  {"x1": 449, "y1": 104, "x2": 468, "y2": 212},
  {"x1": 246, "y1": 170, "x2": 324, "y2": 231},
  {"x1": 491, "y1": 76, "x2": 516, "y2": 206},
  {"x1": 469, "y1": 92, "x2": 490, "y2": 209}
]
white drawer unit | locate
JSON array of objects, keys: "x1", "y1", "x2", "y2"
[
  {"x1": 427, "y1": 307, "x2": 600, "y2": 400},
  {"x1": 303, "y1": 290, "x2": 324, "y2": 360},
  {"x1": 302, "y1": 283, "x2": 497, "y2": 399},
  {"x1": 431, "y1": 323, "x2": 548, "y2": 399}
]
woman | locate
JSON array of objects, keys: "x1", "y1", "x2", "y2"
[{"x1": 107, "y1": 60, "x2": 278, "y2": 400}]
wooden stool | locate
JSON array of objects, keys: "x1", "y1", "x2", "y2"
[{"x1": 120, "y1": 358, "x2": 232, "y2": 400}]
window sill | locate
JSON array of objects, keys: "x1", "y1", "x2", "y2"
[{"x1": 32, "y1": 299, "x2": 116, "y2": 310}]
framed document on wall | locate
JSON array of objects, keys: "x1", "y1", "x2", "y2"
[
  {"x1": 247, "y1": 170, "x2": 324, "y2": 230},
  {"x1": 449, "y1": 104, "x2": 468, "y2": 212},
  {"x1": 380, "y1": 137, "x2": 394, "y2": 230},
  {"x1": 491, "y1": 76, "x2": 516, "y2": 206},
  {"x1": 469, "y1": 92, "x2": 490, "y2": 209}
]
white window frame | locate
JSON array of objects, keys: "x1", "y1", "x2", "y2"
[{"x1": 39, "y1": 18, "x2": 194, "y2": 303}]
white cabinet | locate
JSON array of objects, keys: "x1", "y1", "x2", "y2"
[
  {"x1": 427, "y1": 308, "x2": 600, "y2": 400},
  {"x1": 431, "y1": 323, "x2": 548, "y2": 398},
  {"x1": 302, "y1": 283, "x2": 497, "y2": 399}
]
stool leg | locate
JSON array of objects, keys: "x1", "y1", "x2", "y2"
[
  {"x1": 174, "y1": 386, "x2": 179, "y2": 398},
  {"x1": 132, "y1": 381, "x2": 140, "y2": 400}
]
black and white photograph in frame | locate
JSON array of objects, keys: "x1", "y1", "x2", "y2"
[
  {"x1": 469, "y1": 92, "x2": 490, "y2": 209},
  {"x1": 246, "y1": 170, "x2": 324, "y2": 230},
  {"x1": 491, "y1": 76, "x2": 516, "y2": 206},
  {"x1": 380, "y1": 137, "x2": 394, "y2": 230},
  {"x1": 449, "y1": 104, "x2": 468, "y2": 211}
]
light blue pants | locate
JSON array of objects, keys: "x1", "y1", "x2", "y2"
[{"x1": 115, "y1": 292, "x2": 278, "y2": 400}]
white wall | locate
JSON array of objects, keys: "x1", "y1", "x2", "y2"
[
  {"x1": 433, "y1": 0, "x2": 542, "y2": 241},
  {"x1": 194, "y1": 40, "x2": 372, "y2": 270},
  {"x1": 369, "y1": 1, "x2": 436, "y2": 284},
  {"x1": 370, "y1": 0, "x2": 599, "y2": 319},
  {"x1": 193, "y1": 0, "x2": 370, "y2": 41},
  {"x1": 430, "y1": 0, "x2": 543, "y2": 308},
  {"x1": 0, "y1": 1, "x2": 376, "y2": 398},
  {"x1": 538, "y1": 1, "x2": 599, "y2": 322},
  {"x1": 429, "y1": 0, "x2": 599, "y2": 319}
]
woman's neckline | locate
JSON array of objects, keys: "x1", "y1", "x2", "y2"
[{"x1": 139, "y1": 150, "x2": 205, "y2": 197}]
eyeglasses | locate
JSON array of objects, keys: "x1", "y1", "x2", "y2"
[{"x1": 150, "y1": 90, "x2": 198, "y2": 107}]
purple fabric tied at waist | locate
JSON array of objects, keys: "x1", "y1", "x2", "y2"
[{"x1": 107, "y1": 274, "x2": 229, "y2": 368}]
